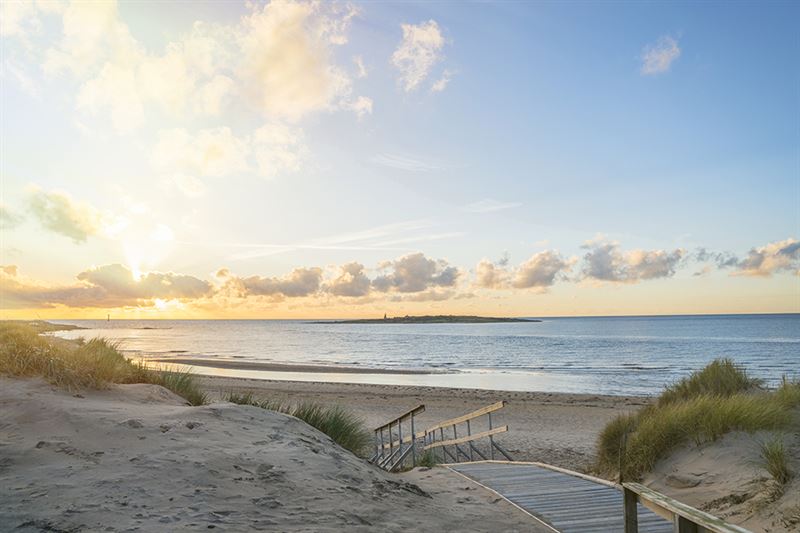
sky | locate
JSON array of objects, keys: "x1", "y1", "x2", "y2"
[{"x1": 0, "y1": 0, "x2": 798, "y2": 319}]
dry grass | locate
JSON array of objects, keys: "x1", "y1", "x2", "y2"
[
  {"x1": 0, "y1": 321, "x2": 206, "y2": 405},
  {"x1": 760, "y1": 436, "x2": 793, "y2": 485},
  {"x1": 224, "y1": 391, "x2": 371, "y2": 456},
  {"x1": 596, "y1": 358, "x2": 800, "y2": 481}
]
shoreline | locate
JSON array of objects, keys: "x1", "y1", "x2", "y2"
[{"x1": 150, "y1": 357, "x2": 437, "y2": 375}]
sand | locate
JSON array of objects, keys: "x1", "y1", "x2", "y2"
[
  {"x1": 645, "y1": 430, "x2": 800, "y2": 532},
  {"x1": 195, "y1": 375, "x2": 651, "y2": 471},
  {"x1": 0, "y1": 377, "x2": 549, "y2": 532}
]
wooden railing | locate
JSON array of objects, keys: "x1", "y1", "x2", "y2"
[
  {"x1": 369, "y1": 401, "x2": 512, "y2": 471},
  {"x1": 423, "y1": 401, "x2": 513, "y2": 464},
  {"x1": 623, "y1": 482, "x2": 752, "y2": 533},
  {"x1": 370, "y1": 404, "x2": 425, "y2": 472}
]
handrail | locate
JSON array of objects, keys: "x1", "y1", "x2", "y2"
[
  {"x1": 373, "y1": 404, "x2": 425, "y2": 432},
  {"x1": 425, "y1": 401, "x2": 506, "y2": 433},
  {"x1": 380, "y1": 430, "x2": 427, "y2": 451},
  {"x1": 424, "y1": 426, "x2": 508, "y2": 450},
  {"x1": 623, "y1": 482, "x2": 752, "y2": 533}
]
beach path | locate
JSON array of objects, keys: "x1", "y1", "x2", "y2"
[{"x1": 448, "y1": 461, "x2": 672, "y2": 533}]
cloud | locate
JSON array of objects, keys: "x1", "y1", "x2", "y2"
[
  {"x1": 463, "y1": 199, "x2": 522, "y2": 213},
  {"x1": 475, "y1": 259, "x2": 509, "y2": 289},
  {"x1": 0, "y1": 263, "x2": 212, "y2": 308},
  {"x1": 152, "y1": 127, "x2": 250, "y2": 178},
  {"x1": 694, "y1": 247, "x2": 739, "y2": 269},
  {"x1": 431, "y1": 69, "x2": 453, "y2": 93},
  {"x1": 733, "y1": 238, "x2": 800, "y2": 277},
  {"x1": 370, "y1": 153, "x2": 442, "y2": 172},
  {"x1": 237, "y1": 1, "x2": 363, "y2": 119},
  {"x1": 224, "y1": 267, "x2": 323, "y2": 298},
  {"x1": 27, "y1": 186, "x2": 103, "y2": 243},
  {"x1": 0, "y1": 203, "x2": 24, "y2": 229},
  {"x1": 353, "y1": 55, "x2": 367, "y2": 78},
  {"x1": 581, "y1": 238, "x2": 686, "y2": 283},
  {"x1": 325, "y1": 262, "x2": 371, "y2": 297},
  {"x1": 641, "y1": 36, "x2": 681, "y2": 75},
  {"x1": 252, "y1": 123, "x2": 309, "y2": 177},
  {"x1": 391, "y1": 20, "x2": 446, "y2": 92},
  {"x1": 372, "y1": 252, "x2": 460, "y2": 293},
  {"x1": 512, "y1": 250, "x2": 573, "y2": 289}
]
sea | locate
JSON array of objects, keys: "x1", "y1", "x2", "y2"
[{"x1": 51, "y1": 314, "x2": 800, "y2": 397}]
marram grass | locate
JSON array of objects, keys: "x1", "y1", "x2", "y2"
[
  {"x1": 224, "y1": 391, "x2": 371, "y2": 456},
  {"x1": 0, "y1": 321, "x2": 206, "y2": 405},
  {"x1": 596, "y1": 358, "x2": 800, "y2": 481}
]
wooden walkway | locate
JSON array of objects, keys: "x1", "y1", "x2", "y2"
[{"x1": 448, "y1": 462, "x2": 673, "y2": 533}]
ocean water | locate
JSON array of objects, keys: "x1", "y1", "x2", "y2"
[{"x1": 52, "y1": 314, "x2": 800, "y2": 396}]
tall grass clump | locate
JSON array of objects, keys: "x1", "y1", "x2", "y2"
[
  {"x1": 760, "y1": 436, "x2": 793, "y2": 485},
  {"x1": 658, "y1": 358, "x2": 762, "y2": 406},
  {"x1": 596, "y1": 358, "x2": 798, "y2": 481},
  {"x1": 0, "y1": 321, "x2": 206, "y2": 405},
  {"x1": 223, "y1": 391, "x2": 371, "y2": 456}
]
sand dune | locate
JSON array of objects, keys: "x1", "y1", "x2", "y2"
[{"x1": 0, "y1": 377, "x2": 545, "y2": 532}]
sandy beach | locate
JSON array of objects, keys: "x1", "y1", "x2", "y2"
[
  {"x1": 0, "y1": 377, "x2": 549, "y2": 532},
  {"x1": 195, "y1": 374, "x2": 652, "y2": 471}
]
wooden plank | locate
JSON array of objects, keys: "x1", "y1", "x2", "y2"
[
  {"x1": 373, "y1": 404, "x2": 424, "y2": 432},
  {"x1": 424, "y1": 425, "x2": 508, "y2": 450},
  {"x1": 451, "y1": 462, "x2": 676, "y2": 533},
  {"x1": 380, "y1": 430, "x2": 427, "y2": 450},
  {"x1": 624, "y1": 483, "x2": 752, "y2": 533},
  {"x1": 425, "y1": 401, "x2": 507, "y2": 432}
]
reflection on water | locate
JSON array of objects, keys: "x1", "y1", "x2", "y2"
[{"x1": 52, "y1": 314, "x2": 800, "y2": 396}]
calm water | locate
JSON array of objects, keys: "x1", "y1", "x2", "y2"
[{"x1": 52, "y1": 314, "x2": 800, "y2": 396}]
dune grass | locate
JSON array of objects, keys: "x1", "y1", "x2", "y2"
[
  {"x1": 760, "y1": 436, "x2": 793, "y2": 485},
  {"x1": 596, "y1": 358, "x2": 800, "y2": 481},
  {"x1": 224, "y1": 391, "x2": 371, "y2": 456},
  {"x1": 0, "y1": 321, "x2": 206, "y2": 405}
]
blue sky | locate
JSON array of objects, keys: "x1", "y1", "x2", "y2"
[{"x1": 1, "y1": 0, "x2": 798, "y2": 317}]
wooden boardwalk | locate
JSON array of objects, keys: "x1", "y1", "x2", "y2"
[{"x1": 448, "y1": 462, "x2": 673, "y2": 533}]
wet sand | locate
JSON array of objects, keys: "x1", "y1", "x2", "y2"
[{"x1": 151, "y1": 358, "x2": 436, "y2": 374}]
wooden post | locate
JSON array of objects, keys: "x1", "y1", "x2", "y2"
[
  {"x1": 452, "y1": 424, "x2": 459, "y2": 462},
  {"x1": 673, "y1": 516, "x2": 698, "y2": 533},
  {"x1": 410, "y1": 413, "x2": 416, "y2": 467},
  {"x1": 623, "y1": 485, "x2": 638, "y2": 533},
  {"x1": 379, "y1": 427, "x2": 385, "y2": 462},
  {"x1": 466, "y1": 419, "x2": 474, "y2": 461},
  {"x1": 440, "y1": 428, "x2": 445, "y2": 462},
  {"x1": 488, "y1": 412, "x2": 495, "y2": 460},
  {"x1": 397, "y1": 419, "x2": 403, "y2": 469}
]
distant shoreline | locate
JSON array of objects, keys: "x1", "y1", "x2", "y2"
[{"x1": 313, "y1": 315, "x2": 541, "y2": 324}]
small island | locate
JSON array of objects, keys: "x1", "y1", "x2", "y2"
[{"x1": 314, "y1": 315, "x2": 541, "y2": 324}]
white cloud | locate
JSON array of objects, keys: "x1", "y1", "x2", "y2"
[
  {"x1": 581, "y1": 237, "x2": 686, "y2": 283},
  {"x1": 26, "y1": 186, "x2": 104, "y2": 243},
  {"x1": 372, "y1": 252, "x2": 460, "y2": 293},
  {"x1": 431, "y1": 69, "x2": 453, "y2": 92},
  {"x1": 326, "y1": 262, "x2": 371, "y2": 297},
  {"x1": 153, "y1": 127, "x2": 249, "y2": 178},
  {"x1": 463, "y1": 199, "x2": 522, "y2": 213},
  {"x1": 641, "y1": 36, "x2": 681, "y2": 75},
  {"x1": 391, "y1": 20, "x2": 445, "y2": 92},
  {"x1": 512, "y1": 250, "x2": 573, "y2": 290},
  {"x1": 370, "y1": 152, "x2": 442, "y2": 172},
  {"x1": 733, "y1": 238, "x2": 800, "y2": 277},
  {"x1": 224, "y1": 267, "x2": 323, "y2": 299},
  {"x1": 0, "y1": 203, "x2": 24, "y2": 229},
  {"x1": 353, "y1": 55, "x2": 367, "y2": 78},
  {"x1": 236, "y1": 1, "x2": 361, "y2": 119},
  {"x1": 475, "y1": 259, "x2": 509, "y2": 289},
  {"x1": 252, "y1": 123, "x2": 309, "y2": 178}
]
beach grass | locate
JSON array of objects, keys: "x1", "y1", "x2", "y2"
[
  {"x1": 597, "y1": 358, "x2": 800, "y2": 480},
  {"x1": 760, "y1": 435, "x2": 793, "y2": 485},
  {"x1": 224, "y1": 391, "x2": 371, "y2": 456},
  {"x1": 0, "y1": 321, "x2": 206, "y2": 405}
]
